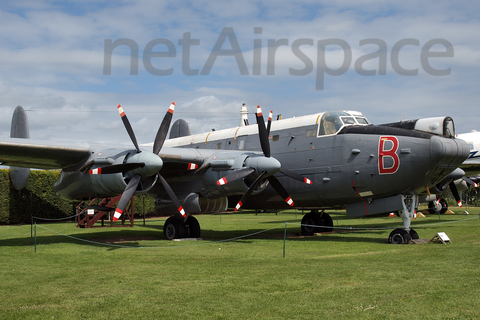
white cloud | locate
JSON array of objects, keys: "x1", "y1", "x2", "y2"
[{"x1": 0, "y1": 0, "x2": 478, "y2": 148}]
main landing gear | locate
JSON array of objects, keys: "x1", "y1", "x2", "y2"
[
  {"x1": 387, "y1": 194, "x2": 420, "y2": 244},
  {"x1": 301, "y1": 210, "x2": 334, "y2": 236},
  {"x1": 163, "y1": 215, "x2": 201, "y2": 240}
]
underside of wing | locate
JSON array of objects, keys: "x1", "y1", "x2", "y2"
[{"x1": 0, "y1": 138, "x2": 91, "y2": 170}]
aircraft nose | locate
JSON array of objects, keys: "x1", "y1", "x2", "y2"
[{"x1": 430, "y1": 135, "x2": 470, "y2": 167}]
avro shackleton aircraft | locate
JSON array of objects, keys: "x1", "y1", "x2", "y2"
[{"x1": 0, "y1": 104, "x2": 469, "y2": 244}]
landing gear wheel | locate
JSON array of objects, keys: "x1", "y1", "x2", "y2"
[
  {"x1": 388, "y1": 228, "x2": 412, "y2": 244},
  {"x1": 318, "y1": 212, "x2": 333, "y2": 233},
  {"x1": 428, "y1": 198, "x2": 448, "y2": 214},
  {"x1": 186, "y1": 215, "x2": 201, "y2": 238},
  {"x1": 301, "y1": 211, "x2": 321, "y2": 236},
  {"x1": 409, "y1": 228, "x2": 419, "y2": 240},
  {"x1": 163, "y1": 216, "x2": 187, "y2": 240}
]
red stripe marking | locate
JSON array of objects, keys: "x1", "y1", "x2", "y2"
[
  {"x1": 268, "y1": 111, "x2": 273, "y2": 121},
  {"x1": 217, "y1": 177, "x2": 227, "y2": 185},
  {"x1": 352, "y1": 180, "x2": 368, "y2": 215}
]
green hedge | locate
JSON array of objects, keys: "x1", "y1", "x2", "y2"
[{"x1": 0, "y1": 169, "x2": 156, "y2": 225}]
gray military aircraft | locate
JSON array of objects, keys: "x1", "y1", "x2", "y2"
[{"x1": 0, "y1": 104, "x2": 470, "y2": 244}]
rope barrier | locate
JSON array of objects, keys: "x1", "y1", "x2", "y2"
[{"x1": 32, "y1": 215, "x2": 478, "y2": 250}]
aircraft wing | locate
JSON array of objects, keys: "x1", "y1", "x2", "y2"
[
  {"x1": 0, "y1": 138, "x2": 91, "y2": 170},
  {"x1": 460, "y1": 160, "x2": 480, "y2": 177}
]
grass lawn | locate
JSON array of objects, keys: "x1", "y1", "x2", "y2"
[{"x1": 1, "y1": 206, "x2": 479, "y2": 319}]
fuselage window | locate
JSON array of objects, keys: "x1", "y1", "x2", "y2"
[
  {"x1": 306, "y1": 129, "x2": 316, "y2": 137},
  {"x1": 272, "y1": 135, "x2": 279, "y2": 141},
  {"x1": 216, "y1": 142, "x2": 222, "y2": 149}
]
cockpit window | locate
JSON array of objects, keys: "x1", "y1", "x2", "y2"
[
  {"x1": 318, "y1": 111, "x2": 369, "y2": 136},
  {"x1": 443, "y1": 117, "x2": 455, "y2": 138},
  {"x1": 355, "y1": 117, "x2": 369, "y2": 124},
  {"x1": 341, "y1": 117, "x2": 356, "y2": 125}
]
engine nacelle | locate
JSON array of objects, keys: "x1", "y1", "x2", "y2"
[
  {"x1": 155, "y1": 193, "x2": 227, "y2": 214},
  {"x1": 200, "y1": 152, "x2": 271, "y2": 198},
  {"x1": 54, "y1": 150, "x2": 157, "y2": 200}
]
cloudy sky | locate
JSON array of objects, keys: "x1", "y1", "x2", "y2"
[{"x1": 0, "y1": 0, "x2": 479, "y2": 146}]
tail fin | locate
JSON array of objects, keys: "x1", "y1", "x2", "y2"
[
  {"x1": 10, "y1": 105, "x2": 30, "y2": 190},
  {"x1": 169, "y1": 119, "x2": 191, "y2": 139}
]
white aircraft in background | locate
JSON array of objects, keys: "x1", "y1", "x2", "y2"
[{"x1": 428, "y1": 130, "x2": 480, "y2": 213}]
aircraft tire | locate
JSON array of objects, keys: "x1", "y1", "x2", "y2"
[
  {"x1": 388, "y1": 228, "x2": 412, "y2": 244},
  {"x1": 186, "y1": 215, "x2": 201, "y2": 238},
  {"x1": 409, "y1": 228, "x2": 419, "y2": 240},
  {"x1": 318, "y1": 212, "x2": 334, "y2": 233},
  {"x1": 301, "y1": 211, "x2": 321, "y2": 236},
  {"x1": 163, "y1": 216, "x2": 187, "y2": 240}
]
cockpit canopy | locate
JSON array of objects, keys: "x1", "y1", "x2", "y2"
[{"x1": 318, "y1": 111, "x2": 370, "y2": 136}]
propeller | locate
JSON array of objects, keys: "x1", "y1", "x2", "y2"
[
  {"x1": 217, "y1": 105, "x2": 312, "y2": 211},
  {"x1": 449, "y1": 181, "x2": 462, "y2": 207},
  {"x1": 90, "y1": 102, "x2": 186, "y2": 221}
]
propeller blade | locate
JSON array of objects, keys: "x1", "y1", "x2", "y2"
[
  {"x1": 449, "y1": 181, "x2": 462, "y2": 207},
  {"x1": 234, "y1": 171, "x2": 266, "y2": 211},
  {"x1": 462, "y1": 176, "x2": 478, "y2": 188},
  {"x1": 153, "y1": 102, "x2": 175, "y2": 155},
  {"x1": 89, "y1": 162, "x2": 145, "y2": 175},
  {"x1": 117, "y1": 104, "x2": 141, "y2": 153},
  {"x1": 278, "y1": 168, "x2": 312, "y2": 184},
  {"x1": 113, "y1": 174, "x2": 141, "y2": 221},
  {"x1": 267, "y1": 175, "x2": 294, "y2": 207},
  {"x1": 217, "y1": 168, "x2": 255, "y2": 186},
  {"x1": 256, "y1": 105, "x2": 270, "y2": 157},
  {"x1": 158, "y1": 173, "x2": 186, "y2": 217},
  {"x1": 266, "y1": 110, "x2": 273, "y2": 137}
]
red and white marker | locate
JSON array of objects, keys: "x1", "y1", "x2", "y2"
[
  {"x1": 113, "y1": 208, "x2": 123, "y2": 221},
  {"x1": 217, "y1": 177, "x2": 227, "y2": 186},
  {"x1": 89, "y1": 168, "x2": 102, "y2": 175},
  {"x1": 187, "y1": 163, "x2": 198, "y2": 170},
  {"x1": 178, "y1": 206, "x2": 186, "y2": 217},
  {"x1": 304, "y1": 177, "x2": 312, "y2": 184},
  {"x1": 168, "y1": 102, "x2": 175, "y2": 114},
  {"x1": 285, "y1": 197, "x2": 294, "y2": 206},
  {"x1": 117, "y1": 104, "x2": 125, "y2": 117},
  {"x1": 268, "y1": 110, "x2": 273, "y2": 122},
  {"x1": 234, "y1": 201, "x2": 243, "y2": 212},
  {"x1": 257, "y1": 105, "x2": 263, "y2": 117}
]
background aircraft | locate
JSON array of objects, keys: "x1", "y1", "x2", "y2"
[
  {"x1": 426, "y1": 130, "x2": 480, "y2": 213},
  {"x1": 0, "y1": 104, "x2": 470, "y2": 244}
]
